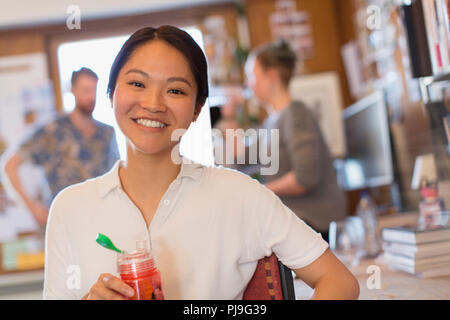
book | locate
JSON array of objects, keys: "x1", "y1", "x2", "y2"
[
  {"x1": 384, "y1": 250, "x2": 450, "y2": 268},
  {"x1": 422, "y1": 0, "x2": 444, "y2": 74},
  {"x1": 381, "y1": 225, "x2": 450, "y2": 245},
  {"x1": 402, "y1": 0, "x2": 434, "y2": 77},
  {"x1": 384, "y1": 253, "x2": 450, "y2": 278},
  {"x1": 389, "y1": 263, "x2": 450, "y2": 278},
  {"x1": 382, "y1": 239, "x2": 450, "y2": 259},
  {"x1": 435, "y1": 0, "x2": 450, "y2": 69}
]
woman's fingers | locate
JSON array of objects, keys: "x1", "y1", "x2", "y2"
[
  {"x1": 88, "y1": 284, "x2": 126, "y2": 300},
  {"x1": 102, "y1": 274, "x2": 135, "y2": 298},
  {"x1": 86, "y1": 273, "x2": 134, "y2": 300}
]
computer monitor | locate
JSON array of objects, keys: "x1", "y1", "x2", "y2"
[{"x1": 342, "y1": 91, "x2": 394, "y2": 190}]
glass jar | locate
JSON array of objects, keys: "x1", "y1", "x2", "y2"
[{"x1": 117, "y1": 240, "x2": 164, "y2": 300}]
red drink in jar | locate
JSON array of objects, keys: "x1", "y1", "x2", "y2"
[{"x1": 117, "y1": 241, "x2": 164, "y2": 300}]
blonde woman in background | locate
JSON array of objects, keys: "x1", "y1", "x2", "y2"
[{"x1": 224, "y1": 40, "x2": 347, "y2": 242}]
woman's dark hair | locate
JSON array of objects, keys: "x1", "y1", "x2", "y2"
[
  {"x1": 107, "y1": 25, "x2": 209, "y2": 108},
  {"x1": 251, "y1": 40, "x2": 297, "y2": 88}
]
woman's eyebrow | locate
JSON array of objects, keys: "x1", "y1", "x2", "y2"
[
  {"x1": 125, "y1": 69, "x2": 149, "y2": 78},
  {"x1": 167, "y1": 77, "x2": 192, "y2": 87},
  {"x1": 124, "y1": 70, "x2": 191, "y2": 87}
]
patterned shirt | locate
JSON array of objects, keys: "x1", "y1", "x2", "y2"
[{"x1": 17, "y1": 115, "x2": 120, "y2": 205}]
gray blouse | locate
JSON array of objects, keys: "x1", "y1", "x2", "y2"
[{"x1": 231, "y1": 100, "x2": 347, "y2": 232}]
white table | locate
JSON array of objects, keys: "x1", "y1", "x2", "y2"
[
  {"x1": 294, "y1": 256, "x2": 450, "y2": 300},
  {"x1": 0, "y1": 269, "x2": 44, "y2": 300},
  {"x1": 294, "y1": 212, "x2": 450, "y2": 300}
]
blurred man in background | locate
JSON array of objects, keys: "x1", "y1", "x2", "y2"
[{"x1": 3, "y1": 67, "x2": 120, "y2": 225}]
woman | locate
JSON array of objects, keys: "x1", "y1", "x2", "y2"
[
  {"x1": 232, "y1": 40, "x2": 348, "y2": 242},
  {"x1": 43, "y1": 26, "x2": 358, "y2": 300}
]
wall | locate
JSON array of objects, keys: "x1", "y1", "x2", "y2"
[
  {"x1": 0, "y1": 32, "x2": 46, "y2": 57},
  {"x1": 0, "y1": 0, "x2": 227, "y2": 29},
  {"x1": 245, "y1": 0, "x2": 353, "y2": 108}
]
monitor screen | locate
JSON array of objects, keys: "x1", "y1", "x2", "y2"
[{"x1": 342, "y1": 91, "x2": 394, "y2": 190}]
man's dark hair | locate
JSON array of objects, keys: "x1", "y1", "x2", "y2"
[{"x1": 71, "y1": 67, "x2": 99, "y2": 86}]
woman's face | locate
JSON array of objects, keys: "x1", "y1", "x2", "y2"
[
  {"x1": 245, "y1": 57, "x2": 272, "y2": 103},
  {"x1": 111, "y1": 39, "x2": 199, "y2": 156}
]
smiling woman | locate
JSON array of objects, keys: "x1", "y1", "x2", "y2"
[
  {"x1": 43, "y1": 25, "x2": 359, "y2": 300},
  {"x1": 109, "y1": 28, "x2": 205, "y2": 157}
]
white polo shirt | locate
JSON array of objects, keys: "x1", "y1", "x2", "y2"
[{"x1": 43, "y1": 158, "x2": 328, "y2": 300}]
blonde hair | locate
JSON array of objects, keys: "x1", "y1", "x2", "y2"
[{"x1": 251, "y1": 40, "x2": 297, "y2": 88}]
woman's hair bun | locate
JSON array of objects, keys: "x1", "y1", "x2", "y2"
[
  {"x1": 251, "y1": 39, "x2": 298, "y2": 88},
  {"x1": 277, "y1": 39, "x2": 291, "y2": 51}
]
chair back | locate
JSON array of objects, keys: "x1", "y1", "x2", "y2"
[{"x1": 243, "y1": 253, "x2": 296, "y2": 300}]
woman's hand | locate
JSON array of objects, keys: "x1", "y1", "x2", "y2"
[{"x1": 82, "y1": 273, "x2": 135, "y2": 300}]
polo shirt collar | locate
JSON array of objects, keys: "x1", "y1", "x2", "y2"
[{"x1": 98, "y1": 156, "x2": 204, "y2": 198}]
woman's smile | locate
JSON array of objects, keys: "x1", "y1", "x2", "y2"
[{"x1": 133, "y1": 117, "x2": 169, "y2": 132}]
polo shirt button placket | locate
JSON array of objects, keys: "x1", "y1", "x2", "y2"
[{"x1": 163, "y1": 199, "x2": 170, "y2": 206}]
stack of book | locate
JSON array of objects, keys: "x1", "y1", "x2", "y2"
[
  {"x1": 401, "y1": 0, "x2": 450, "y2": 77},
  {"x1": 421, "y1": 0, "x2": 450, "y2": 76},
  {"x1": 381, "y1": 224, "x2": 450, "y2": 278}
]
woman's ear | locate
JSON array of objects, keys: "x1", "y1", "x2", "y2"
[{"x1": 193, "y1": 104, "x2": 203, "y2": 122}]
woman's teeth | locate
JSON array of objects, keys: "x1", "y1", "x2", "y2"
[{"x1": 135, "y1": 118, "x2": 167, "y2": 128}]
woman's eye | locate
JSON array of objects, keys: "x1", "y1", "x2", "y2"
[
  {"x1": 168, "y1": 89, "x2": 185, "y2": 95},
  {"x1": 128, "y1": 81, "x2": 145, "y2": 88}
]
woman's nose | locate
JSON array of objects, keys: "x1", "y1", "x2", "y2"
[{"x1": 140, "y1": 89, "x2": 167, "y2": 112}]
